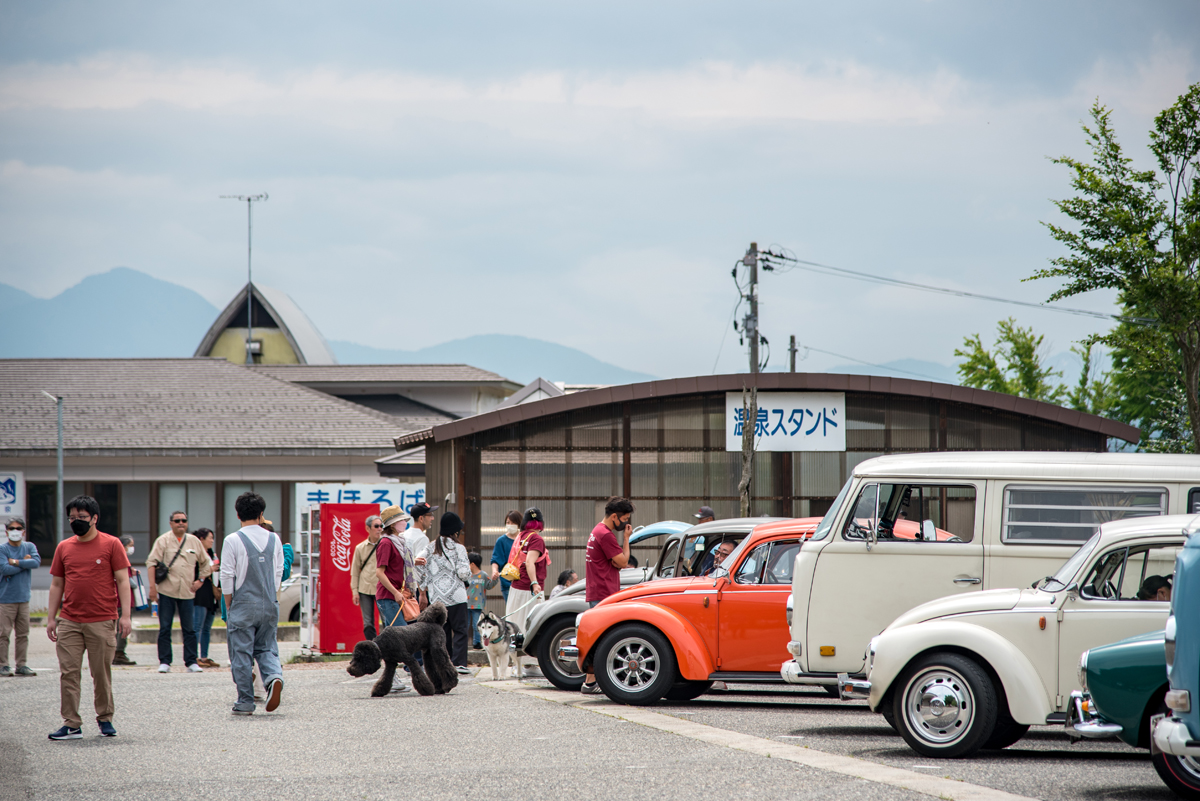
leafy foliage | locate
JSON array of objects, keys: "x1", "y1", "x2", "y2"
[{"x1": 955, "y1": 318, "x2": 1064, "y2": 404}]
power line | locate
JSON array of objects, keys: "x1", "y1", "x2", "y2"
[
  {"x1": 795, "y1": 344, "x2": 949, "y2": 382},
  {"x1": 757, "y1": 248, "x2": 1156, "y2": 326}
]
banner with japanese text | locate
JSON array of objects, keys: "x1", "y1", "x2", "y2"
[
  {"x1": 724, "y1": 392, "x2": 846, "y2": 452},
  {"x1": 294, "y1": 482, "x2": 425, "y2": 535}
]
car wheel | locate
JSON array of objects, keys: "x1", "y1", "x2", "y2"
[
  {"x1": 288, "y1": 605, "x2": 300, "y2": 623},
  {"x1": 665, "y1": 680, "x2": 714, "y2": 702},
  {"x1": 983, "y1": 713, "x2": 1029, "y2": 750},
  {"x1": 1152, "y1": 704, "x2": 1200, "y2": 800},
  {"x1": 594, "y1": 624, "x2": 677, "y2": 705},
  {"x1": 536, "y1": 615, "x2": 585, "y2": 692},
  {"x1": 892, "y1": 652, "x2": 998, "y2": 758},
  {"x1": 881, "y1": 704, "x2": 898, "y2": 733},
  {"x1": 823, "y1": 684, "x2": 841, "y2": 699}
]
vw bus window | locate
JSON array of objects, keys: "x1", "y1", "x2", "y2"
[
  {"x1": 1003, "y1": 486, "x2": 1167, "y2": 545},
  {"x1": 1080, "y1": 543, "x2": 1180, "y2": 600},
  {"x1": 842, "y1": 483, "x2": 976, "y2": 543},
  {"x1": 809, "y1": 477, "x2": 853, "y2": 542}
]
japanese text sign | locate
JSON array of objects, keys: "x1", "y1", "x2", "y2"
[
  {"x1": 724, "y1": 392, "x2": 846, "y2": 452},
  {"x1": 294, "y1": 482, "x2": 425, "y2": 538}
]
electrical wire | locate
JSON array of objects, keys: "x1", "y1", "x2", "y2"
[
  {"x1": 795, "y1": 343, "x2": 949, "y2": 382},
  {"x1": 711, "y1": 295, "x2": 742, "y2": 374},
  {"x1": 757, "y1": 249, "x2": 1156, "y2": 326}
]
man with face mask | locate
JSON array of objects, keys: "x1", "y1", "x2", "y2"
[{"x1": 1, "y1": 516, "x2": 41, "y2": 677}]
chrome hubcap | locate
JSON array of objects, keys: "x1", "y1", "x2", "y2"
[
  {"x1": 904, "y1": 667, "x2": 974, "y2": 745},
  {"x1": 1176, "y1": 754, "x2": 1200, "y2": 781},
  {"x1": 551, "y1": 628, "x2": 582, "y2": 677},
  {"x1": 606, "y1": 637, "x2": 660, "y2": 690}
]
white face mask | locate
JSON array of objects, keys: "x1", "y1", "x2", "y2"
[
  {"x1": 6, "y1": 530, "x2": 22, "y2": 543},
  {"x1": 126, "y1": 546, "x2": 135, "y2": 556},
  {"x1": 505, "y1": 523, "x2": 519, "y2": 535}
]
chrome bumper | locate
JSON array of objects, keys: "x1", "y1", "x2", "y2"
[
  {"x1": 556, "y1": 638, "x2": 579, "y2": 662},
  {"x1": 781, "y1": 659, "x2": 805, "y2": 684},
  {"x1": 837, "y1": 673, "x2": 871, "y2": 701},
  {"x1": 1065, "y1": 691, "x2": 1122, "y2": 740},
  {"x1": 1153, "y1": 714, "x2": 1200, "y2": 756}
]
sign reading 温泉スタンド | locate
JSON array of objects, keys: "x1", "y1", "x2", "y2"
[{"x1": 724, "y1": 392, "x2": 846, "y2": 452}]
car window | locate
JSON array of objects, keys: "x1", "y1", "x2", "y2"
[
  {"x1": 656, "y1": 538, "x2": 681, "y2": 579},
  {"x1": 1080, "y1": 543, "x2": 1180, "y2": 601},
  {"x1": 810, "y1": 477, "x2": 853, "y2": 542},
  {"x1": 734, "y1": 544, "x2": 769, "y2": 584},
  {"x1": 1003, "y1": 485, "x2": 1167, "y2": 545},
  {"x1": 764, "y1": 540, "x2": 802, "y2": 584},
  {"x1": 842, "y1": 483, "x2": 976, "y2": 543},
  {"x1": 1190, "y1": 487, "x2": 1200, "y2": 515}
]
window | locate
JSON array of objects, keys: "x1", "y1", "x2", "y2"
[
  {"x1": 1079, "y1": 543, "x2": 1180, "y2": 601},
  {"x1": 1003, "y1": 486, "x2": 1167, "y2": 545},
  {"x1": 764, "y1": 541, "x2": 801, "y2": 584},
  {"x1": 735, "y1": 544, "x2": 770, "y2": 584},
  {"x1": 842, "y1": 483, "x2": 977, "y2": 543},
  {"x1": 1190, "y1": 487, "x2": 1200, "y2": 515},
  {"x1": 657, "y1": 538, "x2": 681, "y2": 578}
]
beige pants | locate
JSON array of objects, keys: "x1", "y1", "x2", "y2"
[
  {"x1": 505, "y1": 588, "x2": 543, "y2": 670},
  {"x1": 56, "y1": 618, "x2": 116, "y2": 727},
  {"x1": 0, "y1": 602, "x2": 30, "y2": 668}
]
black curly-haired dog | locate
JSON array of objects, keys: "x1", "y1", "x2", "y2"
[{"x1": 346, "y1": 602, "x2": 460, "y2": 697}]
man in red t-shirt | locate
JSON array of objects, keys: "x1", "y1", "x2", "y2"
[
  {"x1": 581, "y1": 497, "x2": 634, "y2": 694},
  {"x1": 47, "y1": 495, "x2": 132, "y2": 740}
]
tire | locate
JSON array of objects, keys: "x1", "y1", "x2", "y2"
[
  {"x1": 881, "y1": 704, "x2": 898, "y2": 733},
  {"x1": 891, "y1": 652, "x2": 999, "y2": 758},
  {"x1": 665, "y1": 680, "x2": 714, "y2": 702},
  {"x1": 983, "y1": 715, "x2": 1029, "y2": 750},
  {"x1": 535, "y1": 615, "x2": 585, "y2": 692},
  {"x1": 594, "y1": 624, "x2": 678, "y2": 705},
  {"x1": 288, "y1": 604, "x2": 300, "y2": 623},
  {"x1": 1151, "y1": 703, "x2": 1200, "y2": 800},
  {"x1": 823, "y1": 684, "x2": 842, "y2": 698}
]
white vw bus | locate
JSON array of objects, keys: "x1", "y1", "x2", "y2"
[{"x1": 782, "y1": 452, "x2": 1200, "y2": 689}]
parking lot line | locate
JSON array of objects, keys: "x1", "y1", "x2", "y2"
[{"x1": 481, "y1": 682, "x2": 1037, "y2": 801}]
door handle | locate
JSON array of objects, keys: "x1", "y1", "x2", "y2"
[{"x1": 953, "y1": 576, "x2": 982, "y2": 584}]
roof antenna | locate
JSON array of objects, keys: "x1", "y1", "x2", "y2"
[{"x1": 220, "y1": 193, "x2": 268, "y2": 364}]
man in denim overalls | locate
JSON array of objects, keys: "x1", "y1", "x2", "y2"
[{"x1": 220, "y1": 491, "x2": 285, "y2": 715}]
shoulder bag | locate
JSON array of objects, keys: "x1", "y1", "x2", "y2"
[{"x1": 154, "y1": 537, "x2": 187, "y2": 584}]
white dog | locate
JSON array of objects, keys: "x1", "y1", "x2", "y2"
[{"x1": 477, "y1": 611, "x2": 522, "y2": 681}]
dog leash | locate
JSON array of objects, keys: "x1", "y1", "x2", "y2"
[{"x1": 500, "y1": 590, "x2": 545, "y2": 621}]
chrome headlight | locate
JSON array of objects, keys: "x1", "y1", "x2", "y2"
[
  {"x1": 1078, "y1": 650, "x2": 1089, "y2": 694},
  {"x1": 1166, "y1": 615, "x2": 1177, "y2": 667},
  {"x1": 786, "y1": 594, "x2": 794, "y2": 627}
]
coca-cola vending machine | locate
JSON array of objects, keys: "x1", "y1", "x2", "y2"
[{"x1": 299, "y1": 503, "x2": 380, "y2": 654}]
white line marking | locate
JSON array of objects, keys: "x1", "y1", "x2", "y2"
[
  {"x1": 480, "y1": 682, "x2": 1036, "y2": 801},
  {"x1": 778, "y1": 735, "x2": 805, "y2": 738}
]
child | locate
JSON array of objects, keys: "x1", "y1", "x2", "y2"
[{"x1": 466, "y1": 552, "x2": 498, "y2": 648}]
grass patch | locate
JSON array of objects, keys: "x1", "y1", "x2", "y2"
[{"x1": 288, "y1": 652, "x2": 351, "y2": 664}]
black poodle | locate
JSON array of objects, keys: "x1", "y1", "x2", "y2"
[{"x1": 346, "y1": 602, "x2": 460, "y2": 697}]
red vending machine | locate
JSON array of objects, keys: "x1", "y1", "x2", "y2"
[{"x1": 311, "y1": 503, "x2": 379, "y2": 654}]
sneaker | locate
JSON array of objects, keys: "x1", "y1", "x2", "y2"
[
  {"x1": 0, "y1": 665, "x2": 12, "y2": 677},
  {"x1": 98, "y1": 721, "x2": 117, "y2": 737},
  {"x1": 157, "y1": 664, "x2": 170, "y2": 673},
  {"x1": 14, "y1": 665, "x2": 36, "y2": 677},
  {"x1": 197, "y1": 657, "x2": 219, "y2": 668},
  {"x1": 264, "y1": 678, "x2": 283, "y2": 712},
  {"x1": 231, "y1": 707, "x2": 254, "y2": 716},
  {"x1": 581, "y1": 681, "x2": 603, "y2": 695},
  {"x1": 389, "y1": 682, "x2": 412, "y2": 694},
  {"x1": 112, "y1": 653, "x2": 137, "y2": 666},
  {"x1": 48, "y1": 726, "x2": 82, "y2": 740},
  {"x1": 455, "y1": 665, "x2": 472, "y2": 675},
  {"x1": 186, "y1": 663, "x2": 204, "y2": 673}
]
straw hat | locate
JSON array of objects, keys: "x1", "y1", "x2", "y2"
[{"x1": 380, "y1": 505, "x2": 411, "y2": 530}]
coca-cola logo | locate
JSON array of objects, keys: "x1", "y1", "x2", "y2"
[{"x1": 331, "y1": 516, "x2": 353, "y2": 572}]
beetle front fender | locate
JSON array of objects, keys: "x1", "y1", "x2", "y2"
[
  {"x1": 869, "y1": 620, "x2": 1053, "y2": 726},
  {"x1": 576, "y1": 601, "x2": 716, "y2": 680}
]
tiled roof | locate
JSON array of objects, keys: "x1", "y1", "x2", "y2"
[
  {"x1": 0, "y1": 359, "x2": 419, "y2": 456},
  {"x1": 252, "y1": 364, "x2": 515, "y2": 384}
]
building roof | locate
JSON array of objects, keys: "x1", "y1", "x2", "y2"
[
  {"x1": 0, "y1": 358, "x2": 416, "y2": 457},
  {"x1": 253, "y1": 364, "x2": 516, "y2": 386},
  {"x1": 194, "y1": 283, "x2": 337, "y2": 365},
  {"x1": 494, "y1": 377, "x2": 565, "y2": 410},
  {"x1": 394, "y1": 371, "x2": 1141, "y2": 447},
  {"x1": 856, "y1": 451, "x2": 1199, "y2": 481}
]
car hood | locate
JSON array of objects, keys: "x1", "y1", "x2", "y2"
[
  {"x1": 886, "y1": 588, "x2": 1024, "y2": 631},
  {"x1": 598, "y1": 576, "x2": 713, "y2": 605}
]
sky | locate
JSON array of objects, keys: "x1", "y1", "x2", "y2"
[{"x1": 2, "y1": 1, "x2": 1197, "y2": 379}]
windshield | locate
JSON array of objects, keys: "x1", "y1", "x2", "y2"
[
  {"x1": 810, "y1": 478, "x2": 854, "y2": 542},
  {"x1": 1042, "y1": 530, "x2": 1102, "y2": 591}
]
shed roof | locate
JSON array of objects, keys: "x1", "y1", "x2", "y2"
[
  {"x1": 394, "y1": 372, "x2": 1141, "y2": 447},
  {"x1": 253, "y1": 363, "x2": 515, "y2": 385},
  {"x1": 0, "y1": 358, "x2": 414, "y2": 457}
]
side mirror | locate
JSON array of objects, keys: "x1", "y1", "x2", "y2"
[{"x1": 921, "y1": 520, "x2": 937, "y2": 542}]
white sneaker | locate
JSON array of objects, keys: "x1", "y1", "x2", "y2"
[
  {"x1": 390, "y1": 677, "x2": 411, "y2": 693},
  {"x1": 455, "y1": 665, "x2": 472, "y2": 675},
  {"x1": 158, "y1": 664, "x2": 170, "y2": 673},
  {"x1": 186, "y1": 663, "x2": 204, "y2": 673}
]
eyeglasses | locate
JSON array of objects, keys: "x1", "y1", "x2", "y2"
[
  {"x1": 171, "y1": 518, "x2": 188, "y2": 524},
  {"x1": 370, "y1": 523, "x2": 383, "y2": 529},
  {"x1": 6, "y1": 527, "x2": 22, "y2": 532}
]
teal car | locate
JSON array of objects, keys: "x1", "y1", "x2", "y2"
[{"x1": 1069, "y1": 630, "x2": 1167, "y2": 750}]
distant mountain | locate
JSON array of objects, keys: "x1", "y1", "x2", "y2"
[
  {"x1": 821, "y1": 358, "x2": 958, "y2": 384},
  {"x1": 331, "y1": 335, "x2": 657, "y2": 386},
  {"x1": 1, "y1": 268, "x2": 219, "y2": 358}
]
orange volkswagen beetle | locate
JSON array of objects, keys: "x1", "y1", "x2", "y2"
[{"x1": 575, "y1": 517, "x2": 822, "y2": 705}]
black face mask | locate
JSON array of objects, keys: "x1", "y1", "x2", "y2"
[{"x1": 70, "y1": 518, "x2": 91, "y2": 536}]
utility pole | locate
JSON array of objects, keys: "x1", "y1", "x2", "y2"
[
  {"x1": 220, "y1": 193, "x2": 268, "y2": 364},
  {"x1": 742, "y1": 242, "x2": 759, "y2": 374},
  {"x1": 789, "y1": 336, "x2": 797, "y2": 372},
  {"x1": 40, "y1": 391, "x2": 63, "y2": 542}
]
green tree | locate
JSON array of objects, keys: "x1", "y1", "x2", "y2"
[
  {"x1": 955, "y1": 317, "x2": 1064, "y2": 403},
  {"x1": 1031, "y1": 84, "x2": 1200, "y2": 452}
]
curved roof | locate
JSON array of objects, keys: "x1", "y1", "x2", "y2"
[
  {"x1": 194, "y1": 283, "x2": 337, "y2": 365},
  {"x1": 395, "y1": 371, "x2": 1140, "y2": 446}
]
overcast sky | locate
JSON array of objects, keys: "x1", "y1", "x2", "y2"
[{"x1": 2, "y1": 1, "x2": 1197, "y2": 378}]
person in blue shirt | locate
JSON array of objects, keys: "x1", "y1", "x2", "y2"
[
  {"x1": 489, "y1": 511, "x2": 522, "y2": 602},
  {"x1": 1, "y1": 517, "x2": 42, "y2": 677}
]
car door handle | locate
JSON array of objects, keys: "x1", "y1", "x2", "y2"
[{"x1": 953, "y1": 576, "x2": 982, "y2": 584}]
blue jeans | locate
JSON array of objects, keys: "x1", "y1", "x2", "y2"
[
  {"x1": 192, "y1": 605, "x2": 216, "y2": 658},
  {"x1": 376, "y1": 597, "x2": 421, "y2": 666},
  {"x1": 469, "y1": 608, "x2": 482, "y2": 648},
  {"x1": 156, "y1": 594, "x2": 197, "y2": 667}
]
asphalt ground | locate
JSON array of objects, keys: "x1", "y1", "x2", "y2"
[{"x1": 0, "y1": 631, "x2": 1168, "y2": 801}]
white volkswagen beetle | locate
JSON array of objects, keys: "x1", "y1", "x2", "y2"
[{"x1": 849, "y1": 514, "x2": 1194, "y2": 758}]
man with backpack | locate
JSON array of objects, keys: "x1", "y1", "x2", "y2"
[{"x1": 351, "y1": 514, "x2": 384, "y2": 640}]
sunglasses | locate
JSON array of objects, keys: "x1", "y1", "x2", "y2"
[
  {"x1": 6, "y1": 527, "x2": 23, "y2": 532},
  {"x1": 172, "y1": 518, "x2": 188, "y2": 524}
]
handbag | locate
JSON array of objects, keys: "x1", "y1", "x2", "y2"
[
  {"x1": 154, "y1": 537, "x2": 187, "y2": 584},
  {"x1": 130, "y1": 570, "x2": 150, "y2": 610},
  {"x1": 499, "y1": 534, "x2": 527, "y2": 582},
  {"x1": 385, "y1": 590, "x2": 421, "y2": 625}
]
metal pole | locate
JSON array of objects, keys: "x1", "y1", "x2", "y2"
[
  {"x1": 746, "y1": 242, "x2": 759, "y2": 374},
  {"x1": 789, "y1": 336, "x2": 797, "y2": 372},
  {"x1": 246, "y1": 198, "x2": 253, "y2": 365},
  {"x1": 40, "y1": 391, "x2": 63, "y2": 541}
]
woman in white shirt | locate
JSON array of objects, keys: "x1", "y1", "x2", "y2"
[{"x1": 417, "y1": 512, "x2": 472, "y2": 674}]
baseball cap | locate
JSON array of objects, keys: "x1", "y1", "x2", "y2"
[
  {"x1": 409, "y1": 502, "x2": 438, "y2": 518},
  {"x1": 693, "y1": 506, "x2": 716, "y2": 520}
]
